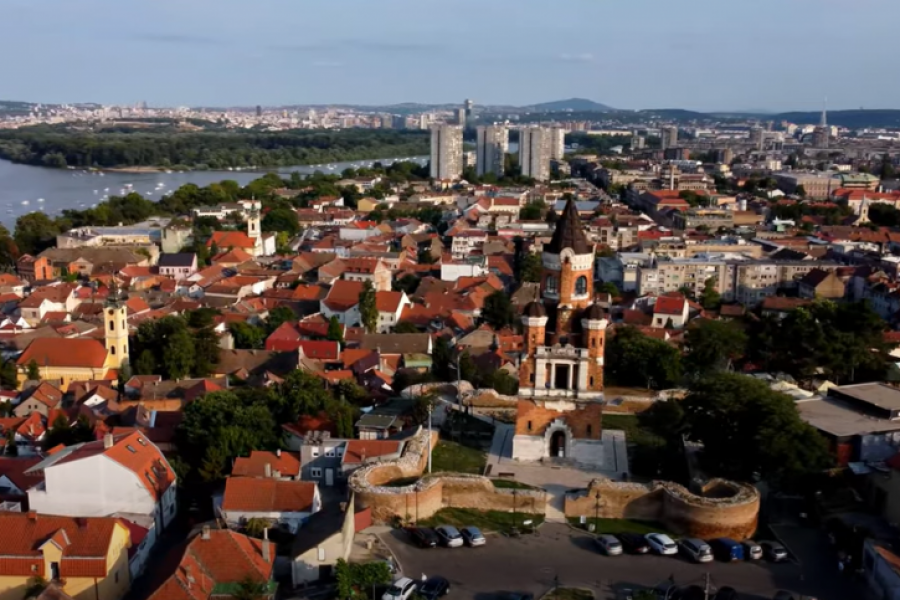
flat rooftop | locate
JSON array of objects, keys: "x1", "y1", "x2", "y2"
[
  {"x1": 797, "y1": 397, "x2": 900, "y2": 438},
  {"x1": 831, "y1": 383, "x2": 900, "y2": 412}
]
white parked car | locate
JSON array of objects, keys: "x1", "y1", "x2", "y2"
[
  {"x1": 382, "y1": 577, "x2": 418, "y2": 600},
  {"x1": 645, "y1": 533, "x2": 678, "y2": 555},
  {"x1": 435, "y1": 525, "x2": 464, "y2": 548}
]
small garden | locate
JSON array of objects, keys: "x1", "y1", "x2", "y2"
[
  {"x1": 431, "y1": 439, "x2": 487, "y2": 475},
  {"x1": 567, "y1": 516, "x2": 674, "y2": 537},
  {"x1": 418, "y1": 507, "x2": 544, "y2": 533}
]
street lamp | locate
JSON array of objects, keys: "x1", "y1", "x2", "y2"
[{"x1": 427, "y1": 401, "x2": 433, "y2": 474}]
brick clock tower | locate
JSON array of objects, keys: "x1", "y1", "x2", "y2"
[
  {"x1": 514, "y1": 199, "x2": 609, "y2": 465},
  {"x1": 519, "y1": 199, "x2": 607, "y2": 399}
]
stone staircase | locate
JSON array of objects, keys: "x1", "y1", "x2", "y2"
[{"x1": 543, "y1": 484, "x2": 569, "y2": 523}]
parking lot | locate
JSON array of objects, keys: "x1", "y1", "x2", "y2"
[{"x1": 381, "y1": 524, "x2": 862, "y2": 600}]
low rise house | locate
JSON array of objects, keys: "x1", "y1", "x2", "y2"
[
  {"x1": 146, "y1": 528, "x2": 276, "y2": 600},
  {"x1": 232, "y1": 450, "x2": 302, "y2": 480},
  {"x1": 219, "y1": 477, "x2": 321, "y2": 534},
  {"x1": 0, "y1": 513, "x2": 133, "y2": 600},
  {"x1": 651, "y1": 294, "x2": 689, "y2": 329},
  {"x1": 157, "y1": 253, "x2": 198, "y2": 279}
]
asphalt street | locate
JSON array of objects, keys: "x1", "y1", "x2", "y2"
[{"x1": 381, "y1": 524, "x2": 862, "y2": 600}]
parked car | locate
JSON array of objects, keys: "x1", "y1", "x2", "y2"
[
  {"x1": 618, "y1": 533, "x2": 651, "y2": 554},
  {"x1": 461, "y1": 526, "x2": 486, "y2": 547},
  {"x1": 761, "y1": 540, "x2": 789, "y2": 562},
  {"x1": 679, "y1": 538, "x2": 713, "y2": 563},
  {"x1": 645, "y1": 533, "x2": 678, "y2": 555},
  {"x1": 710, "y1": 537, "x2": 744, "y2": 562},
  {"x1": 382, "y1": 577, "x2": 418, "y2": 600},
  {"x1": 594, "y1": 534, "x2": 623, "y2": 555},
  {"x1": 494, "y1": 593, "x2": 534, "y2": 600},
  {"x1": 418, "y1": 576, "x2": 450, "y2": 600},
  {"x1": 742, "y1": 539, "x2": 763, "y2": 561},
  {"x1": 435, "y1": 525, "x2": 464, "y2": 548},
  {"x1": 407, "y1": 527, "x2": 439, "y2": 548}
]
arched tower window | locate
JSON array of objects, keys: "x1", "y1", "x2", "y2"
[
  {"x1": 109, "y1": 320, "x2": 114, "y2": 331},
  {"x1": 545, "y1": 275, "x2": 558, "y2": 294},
  {"x1": 575, "y1": 276, "x2": 588, "y2": 295}
]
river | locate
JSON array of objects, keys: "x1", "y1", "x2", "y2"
[{"x1": 0, "y1": 156, "x2": 427, "y2": 227}]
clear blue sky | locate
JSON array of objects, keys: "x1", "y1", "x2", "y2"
[{"x1": 3, "y1": 0, "x2": 898, "y2": 111}]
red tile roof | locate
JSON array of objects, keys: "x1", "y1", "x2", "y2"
[
  {"x1": 322, "y1": 280, "x2": 365, "y2": 312},
  {"x1": 208, "y1": 231, "x2": 255, "y2": 250},
  {"x1": 16, "y1": 338, "x2": 108, "y2": 369},
  {"x1": 654, "y1": 295, "x2": 687, "y2": 316},
  {"x1": 0, "y1": 513, "x2": 125, "y2": 578},
  {"x1": 342, "y1": 440, "x2": 403, "y2": 465},
  {"x1": 232, "y1": 451, "x2": 302, "y2": 479},
  {"x1": 298, "y1": 340, "x2": 340, "y2": 361},
  {"x1": 375, "y1": 291, "x2": 405, "y2": 313},
  {"x1": 221, "y1": 477, "x2": 317, "y2": 512}
]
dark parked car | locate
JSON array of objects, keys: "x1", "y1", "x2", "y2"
[
  {"x1": 434, "y1": 525, "x2": 464, "y2": 547},
  {"x1": 761, "y1": 540, "x2": 789, "y2": 562},
  {"x1": 709, "y1": 537, "x2": 744, "y2": 562},
  {"x1": 494, "y1": 593, "x2": 534, "y2": 600},
  {"x1": 406, "y1": 527, "x2": 439, "y2": 548},
  {"x1": 773, "y1": 592, "x2": 817, "y2": 600},
  {"x1": 618, "y1": 533, "x2": 651, "y2": 554},
  {"x1": 418, "y1": 576, "x2": 450, "y2": 600}
]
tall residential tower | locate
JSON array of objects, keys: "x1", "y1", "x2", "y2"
[
  {"x1": 476, "y1": 124, "x2": 508, "y2": 178},
  {"x1": 519, "y1": 126, "x2": 551, "y2": 181},
  {"x1": 429, "y1": 124, "x2": 464, "y2": 180}
]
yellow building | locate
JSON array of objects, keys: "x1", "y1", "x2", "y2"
[
  {"x1": 0, "y1": 513, "x2": 131, "y2": 600},
  {"x1": 16, "y1": 298, "x2": 128, "y2": 390}
]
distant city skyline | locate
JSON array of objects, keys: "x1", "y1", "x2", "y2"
[{"x1": 2, "y1": 0, "x2": 899, "y2": 112}]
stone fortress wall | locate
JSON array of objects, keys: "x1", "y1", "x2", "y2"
[
  {"x1": 565, "y1": 478, "x2": 760, "y2": 540},
  {"x1": 348, "y1": 426, "x2": 547, "y2": 523}
]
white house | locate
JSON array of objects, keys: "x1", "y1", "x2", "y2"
[
  {"x1": 157, "y1": 252, "x2": 198, "y2": 279},
  {"x1": 25, "y1": 431, "x2": 178, "y2": 547},
  {"x1": 652, "y1": 294, "x2": 690, "y2": 329},
  {"x1": 441, "y1": 256, "x2": 488, "y2": 282},
  {"x1": 450, "y1": 230, "x2": 488, "y2": 259},
  {"x1": 339, "y1": 222, "x2": 381, "y2": 242},
  {"x1": 219, "y1": 477, "x2": 321, "y2": 534},
  {"x1": 320, "y1": 280, "x2": 364, "y2": 326},
  {"x1": 375, "y1": 291, "x2": 412, "y2": 333}
]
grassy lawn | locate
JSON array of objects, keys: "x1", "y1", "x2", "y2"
[
  {"x1": 491, "y1": 479, "x2": 540, "y2": 490},
  {"x1": 431, "y1": 440, "x2": 486, "y2": 475},
  {"x1": 601, "y1": 414, "x2": 668, "y2": 479},
  {"x1": 442, "y1": 411, "x2": 495, "y2": 451},
  {"x1": 567, "y1": 517, "x2": 674, "y2": 537},
  {"x1": 543, "y1": 589, "x2": 593, "y2": 600},
  {"x1": 418, "y1": 507, "x2": 544, "y2": 532}
]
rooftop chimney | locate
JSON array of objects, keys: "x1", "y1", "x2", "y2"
[
  {"x1": 26, "y1": 511, "x2": 37, "y2": 521},
  {"x1": 276, "y1": 448, "x2": 282, "y2": 458},
  {"x1": 201, "y1": 525, "x2": 210, "y2": 540},
  {"x1": 264, "y1": 463, "x2": 272, "y2": 478},
  {"x1": 103, "y1": 433, "x2": 114, "y2": 449},
  {"x1": 262, "y1": 529, "x2": 271, "y2": 563}
]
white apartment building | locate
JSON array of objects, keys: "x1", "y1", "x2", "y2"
[
  {"x1": 519, "y1": 126, "x2": 551, "y2": 181},
  {"x1": 549, "y1": 126, "x2": 566, "y2": 161},
  {"x1": 430, "y1": 124, "x2": 464, "y2": 180},
  {"x1": 476, "y1": 124, "x2": 508, "y2": 178}
]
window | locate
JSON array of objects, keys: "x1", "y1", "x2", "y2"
[
  {"x1": 109, "y1": 320, "x2": 114, "y2": 330},
  {"x1": 110, "y1": 346, "x2": 116, "y2": 355},
  {"x1": 126, "y1": 445, "x2": 136, "y2": 453},
  {"x1": 311, "y1": 468, "x2": 322, "y2": 478},
  {"x1": 545, "y1": 276, "x2": 558, "y2": 294},
  {"x1": 337, "y1": 447, "x2": 344, "y2": 457},
  {"x1": 590, "y1": 376, "x2": 594, "y2": 387},
  {"x1": 325, "y1": 448, "x2": 335, "y2": 458},
  {"x1": 587, "y1": 424, "x2": 592, "y2": 436},
  {"x1": 312, "y1": 447, "x2": 320, "y2": 458},
  {"x1": 318, "y1": 547, "x2": 326, "y2": 561},
  {"x1": 575, "y1": 276, "x2": 588, "y2": 295},
  {"x1": 527, "y1": 421, "x2": 532, "y2": 432}
]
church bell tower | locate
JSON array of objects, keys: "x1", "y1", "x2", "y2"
[{"x1": 104, "y1": 283, "x2": 129, "y2": 370}]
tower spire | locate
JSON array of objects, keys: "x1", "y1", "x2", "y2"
[{"x1": 820, "y1": 97, "x2": 828, "y2": 128}]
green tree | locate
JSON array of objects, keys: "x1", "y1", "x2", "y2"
[
  {"x1": 482, "y1": 290, "x2": 517, "y2": 330},
  {"x1": 700, "y1": 277, "x2": 721, "y2": 310},
  {"x1": 326, "y1": 316, "x2": 344, "y2": 343},
  {"x1": 393, "y1": 321, "x2": 420, "y2": 334},
  {"x1": 228, "y1": 322, "x2": 266, "y2": 350},
  {"x1": 265, "y1": 306, "x2": 295, "y2": 334},
  {"x1": 261, "y1": 207, "x2": 300, "y2": 236},
  {"x1": 431, "y1": 336, "x2": 453, "y2": 381},
  {"x1": 231, "y1": 576, "x2": 270, "y2": 600},
  {"x1": 486, "y1": 370, "x2": 519, "y2": 396},
  {"x1": 26, "y1": 360, "x2": 40, "y2": 381},
  {"x1": 192, "y1": 327, "x2": 221, "y2": 377},
  {"x1": 243, "y1": 517, "x2": 272, "y2": 539},
  {"x1": 42, "y1": 414, "x2": 73, "y2": 450},
  {"x1": 14, "y1": 212, "x2": 61, "y2": 255},
  {"x1": 335, "y1": 558, "x2": 391, "y2": 600},
  {"x1": 682, "y1": 373, "x2": 832, "y2": 484},
  {"x1": 519, "y1": 201, "x2": 544, "y2": 220},
  {"x1": 0, "y1": 224, "x2": 20, "y2": 267},
  {"x1": 596, "y1": 281, "x2": 619, "y2": 297},
  {"x1": 23, "y1": 576, "x2": 48, "y2": 600},
  {"x1": 393, "y1": 274, "x2": 420, "y2": 295},
  {"x1": 135, "y1": 350, "x2": 156, "y2": 376},
  {"x1": 358, "y1": 281, "x2": 378, "y2": 334},
  {"x1": 605, "y1": 326, "x2": 682, "y2": 389},
  {"x1": 880, "y1": 153, "x2": 896, "y2": 180},
  {"x1": 519, "y1": 253, "x2": 542, "y2": 283},
  {"x1": 684, "y1": 320, "x2": 747, "y2": 376},
  {"x1": 795, "y1": 184, "x2": 807, "y2": 197}
]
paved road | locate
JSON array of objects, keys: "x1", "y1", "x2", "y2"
[{"x1": 381, "y1": 524, "x2": 862, "y2": 600}]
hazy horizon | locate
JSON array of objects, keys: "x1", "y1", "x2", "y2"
[{"x1": 3, "y1": 0, "x2": 899, "y2": 112}]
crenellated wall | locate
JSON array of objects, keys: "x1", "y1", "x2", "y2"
[
  {"x1": 348, "y1": 427, "x2": 547, "y2": 524},
  {"x1": 565, "y1": 478, "x2": 760, "y2": 540}
]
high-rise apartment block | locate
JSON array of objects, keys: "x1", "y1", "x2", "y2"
[
  {"x1": 549, "y1": 126, "x2": 566, "y2": 161},
  {"x1": 519, "y1": 126, "x2": 552, "y2": 181},
  {"x1": 662, "y1": 126, "x2": 679, "y2": 150},
  {"x1": 476, "y1": 124, "x2": 508, "y2": 178},
  {"x1": 429, "y1": 124, "x2": 464, "y2": 180}
]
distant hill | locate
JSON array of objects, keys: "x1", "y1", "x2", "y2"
[{"x1": 525, "y1": 98, "x2": 613, "y2": 112}]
